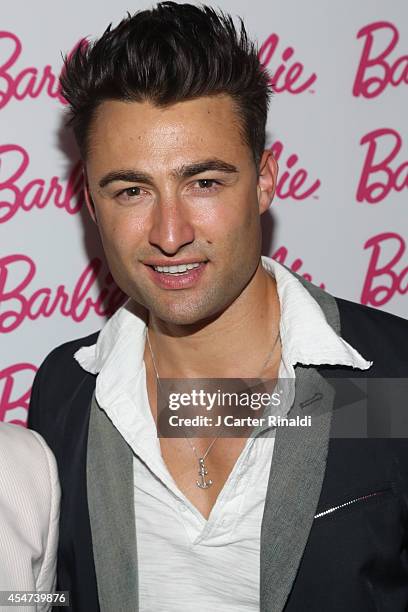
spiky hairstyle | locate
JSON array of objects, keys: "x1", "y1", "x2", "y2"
[{"x1": 60, "y1": 2, "x2": 272, "y2": 164}]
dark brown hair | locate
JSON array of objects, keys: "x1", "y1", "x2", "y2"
[{"x1": 60, "y1": 2, "x2": 272, "y2": 164}]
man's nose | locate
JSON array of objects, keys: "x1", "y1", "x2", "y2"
[{"x1": 148, "y1": 200, "x2": 195, "y2": 254}]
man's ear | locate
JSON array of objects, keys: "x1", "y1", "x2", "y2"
[
  {"x1": 83, "y1": 170, "x2": 98, "y2": 224},
  {"x1": 257, "y1": 150, "x2": 278, "y2": 214}
]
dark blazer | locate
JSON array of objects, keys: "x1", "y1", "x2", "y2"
[{"x1": 28, "y1": 278, "x2": 408, "y2": 612}]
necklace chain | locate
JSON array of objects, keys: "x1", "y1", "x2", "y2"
[
  {"x1": 146, "y1": 326, "x2": 280, "y2": 488},
  {"x1": 146, "y1": 329, "x2": 212, "y2": 460}
]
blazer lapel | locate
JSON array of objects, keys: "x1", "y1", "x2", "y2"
[
  {"x1": 260, "y1": 365, "x2": 335, "y2": 612},
  {"x1": 87, "y1": 392, "x2": 138, "y2": 612}
]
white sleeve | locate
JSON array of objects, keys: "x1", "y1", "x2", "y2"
[
  {"x1": 29, "y1": 431, "x2": 61, "y2": 611},
  {"x1": 0, "y1": 424, "x2": 61, "y2": 612}
]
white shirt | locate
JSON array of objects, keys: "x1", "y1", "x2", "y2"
[
  {"x1": 0, "y1": 423, "x2": 60, "y2": 612},
  {"x1": 75, "y1": 256, "x2": 372, "y2": 612}
]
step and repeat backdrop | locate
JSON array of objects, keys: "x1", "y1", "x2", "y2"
[{"x1": 1, "y1": 0, "x2": 407, "y2": 425}]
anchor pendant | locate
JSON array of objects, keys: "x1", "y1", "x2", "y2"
[{"x1": 196, "y1": 457, "x2": 213, "y2": 489}]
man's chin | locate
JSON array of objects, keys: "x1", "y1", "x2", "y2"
[
  {"x1": 151, "y1": 308, "x2": 213, "y2": 328},
  {"x1": 148, "y1": 301, "x2": 227, "y2": 330},
  {"x1": 128, "y1": 283, "x2": 234, "y2": 329}
]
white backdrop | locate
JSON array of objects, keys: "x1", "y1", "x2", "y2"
[{"x1": 1, "y1": 0, "x2": 407, "y2": 425}]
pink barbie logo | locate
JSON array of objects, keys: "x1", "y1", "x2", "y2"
[
  {"x1": 0, "y1": 144, "x2": 84, "y2": 222},
  {"x1": 353, "y1": 22, "x2": 408, "y2": 98},
  {"x1": 0, "y1": 362, "x2": 36, "y2": 425},
  {"x1": 356, "y1": 128, "x2": 407, "y2": 204},
  {"x1": 272, "y1": 246, "x2": 325, "y2": 289},
  {"x1": 361, "y1": 232, "x2": 407, "y2": 307},
  {"x1": 0, "y1": 31, "x2": 66, "y2": 109},
  {"x1": 0, "y1": 255, "x2": 125, "y2": 333},
  {"x1": 270, "y1": 140, "x2": 320, "y2": 200},
  {"x1": 259, "y1": 34, "x2": 317, "y2": 94}
]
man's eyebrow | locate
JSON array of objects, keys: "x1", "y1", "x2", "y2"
[
  {"x1": 99, "y1": 170, "x2": 154, "y2": 189},
  {"x1": 172, "y1": 159, "x2": 239, "y2": 178},
  {"x1": 98, "y1": 159, "x2": 239, "y2": 189}
]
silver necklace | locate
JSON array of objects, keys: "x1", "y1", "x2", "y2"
[{"x1": 146, "y1": 327, "x2": 280, "y2": 489}]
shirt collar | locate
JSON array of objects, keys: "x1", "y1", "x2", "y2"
[
  {"x1": 260, "y1": 256, "x2": 372, "y2": 370},
  {"x1": 74, "y1": 256, "x2": 372, "y2": 377}
]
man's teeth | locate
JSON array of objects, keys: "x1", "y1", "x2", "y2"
[{"x1": 153, "y1": 262, "x2": 202, "y2": 274}]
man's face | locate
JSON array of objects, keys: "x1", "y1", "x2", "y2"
[{"x1": 85, "y1": 95, "x2": 276, "y2": 325}]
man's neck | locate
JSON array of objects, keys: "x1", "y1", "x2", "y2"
[{"x1": 146, "y1": 261, "x2": 281, "y2": 379}]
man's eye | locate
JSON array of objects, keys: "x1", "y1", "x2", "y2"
[
  {"x1": 120, "y1": 187, "x2": 142, "y2": 197},
  {"x1": 196, "y1": 179, "x2": 219, "y2": 189},
  {"x1": 115, "y1": 186, "x2": 148, "y2": 203}
]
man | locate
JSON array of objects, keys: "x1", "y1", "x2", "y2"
[
  {"x1": 28, "y1": 3, "x2": 408, "y2": 611},
  {"x1": 0, "y1": 423, "x2": 60, "y2": 612}
]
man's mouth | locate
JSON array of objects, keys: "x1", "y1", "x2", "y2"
[
  {"x1": 151, "y1": 262, "x2": 201, "y2": 275},
  {"x1": 145, "y1": 260, "x2": 208, "y2": 289}
]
